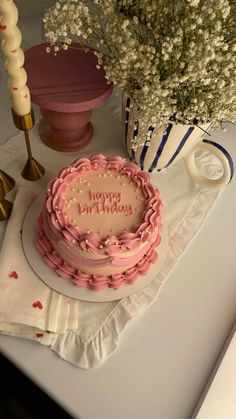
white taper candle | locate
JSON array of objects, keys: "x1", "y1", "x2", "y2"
[{"x1": 0, "y1": 0, "x2": 31, "y2": 116}]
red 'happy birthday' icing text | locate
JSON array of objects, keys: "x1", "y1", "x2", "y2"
[{"x1": 77, "y1": 190, "x2": 132, "y2": 216}]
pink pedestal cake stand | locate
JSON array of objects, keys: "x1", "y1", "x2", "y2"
[{"x1": 24, "y1": 43, "x2": 113, "y2": 152}]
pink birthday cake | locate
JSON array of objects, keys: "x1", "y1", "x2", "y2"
[{"x1": 36, "y1": 154, "x2": 163, "y2": 291}]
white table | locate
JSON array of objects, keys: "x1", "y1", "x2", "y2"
[{"x1": 1, "y1": 2, "x2": 236, "y2": 418}]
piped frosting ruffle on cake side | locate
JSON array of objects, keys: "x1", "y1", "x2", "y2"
[{"x1": 36, "y1": 213, "x2": 160, "y2": 291}]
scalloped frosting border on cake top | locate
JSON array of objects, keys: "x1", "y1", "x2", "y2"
[{"x1": 43, "y1": 154, "x2": 163, "y2": 255}]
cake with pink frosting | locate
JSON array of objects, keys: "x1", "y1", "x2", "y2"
[{"x1": 36, "y1": 154, "x2": 163, "y2": 291}]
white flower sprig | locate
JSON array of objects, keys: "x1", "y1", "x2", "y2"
[{"x1": 43, "y1": 0, "x2": 236, "y2": 149}]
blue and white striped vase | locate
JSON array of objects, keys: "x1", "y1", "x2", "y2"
[{"x1": 124, "y1": 98, "x2": 234, "y2": 189}]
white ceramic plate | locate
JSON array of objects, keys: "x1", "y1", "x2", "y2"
[{"x1": 22, "y1": 194, "x2": 169, "y2": 302}]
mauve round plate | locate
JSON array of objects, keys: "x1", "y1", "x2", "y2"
[{"x1": 24, "y1": 43, "x2": 113, "y2": 113}]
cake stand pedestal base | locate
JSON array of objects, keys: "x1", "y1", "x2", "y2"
[{"x1": 39, "y1": 108, "x2": 93, "y2": 152}]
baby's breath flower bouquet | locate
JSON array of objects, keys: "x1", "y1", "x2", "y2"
[{"x1": 43, "y1": 0, "x2": 236, "y2": 149}]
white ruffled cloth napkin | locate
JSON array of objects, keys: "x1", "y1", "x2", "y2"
[{"x1": 0, "y1": 97, "x2": 221, "y2": 368}]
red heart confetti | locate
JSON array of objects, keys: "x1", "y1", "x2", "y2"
[
  {"x1": 32, "y1": 300, "x2": 43, "y2": 309},
  {"x1": 8, "y1": 271, "x2": 18, "y2": 279},
  {"x1": 0, "y1": 25, "x2": 7, "y2": 31},
  {"x1": 36, "y1": 333, "x2": 43, "y2": 338}
]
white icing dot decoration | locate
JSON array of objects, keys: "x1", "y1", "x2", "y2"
[
  {"x1": 99, "y1": 245, "x2": 103, "y2": 249},
  {"x1": 47, "y1": 188, "x2": 51, "y2": 192},
  {"x1": 85, "y1": 240, "x2": 88, "y2": 244}
]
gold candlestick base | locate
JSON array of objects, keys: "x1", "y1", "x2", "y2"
[
  {"x1": 21, "y1": 157, "x2": 45, "y2": 181},
  {"x1": 0, "y1": 179, "x2": 13, "y2": 221},
  {"x1": 12, "y1": 108, "x2": 45, "y2": 181},
  {"x1": 0, "y1": 198, "x2": 13, "y2": 221},
  {"x1": 12, "y1": 108, "x2": 35, "y2": 131},
  {"x1": 0, "y1": 169, "x2": 15, "y2": 193}
]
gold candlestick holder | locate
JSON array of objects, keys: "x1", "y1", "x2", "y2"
[
  {"x1": 12, "y1": 108, "x2": 45, "y2": 181},
  {"x1": 0, "y1": 179, "x2": 13, "y2": 221},
  {"x1": 0, "y1": 169, "x2": 15, "y2": 194}
]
